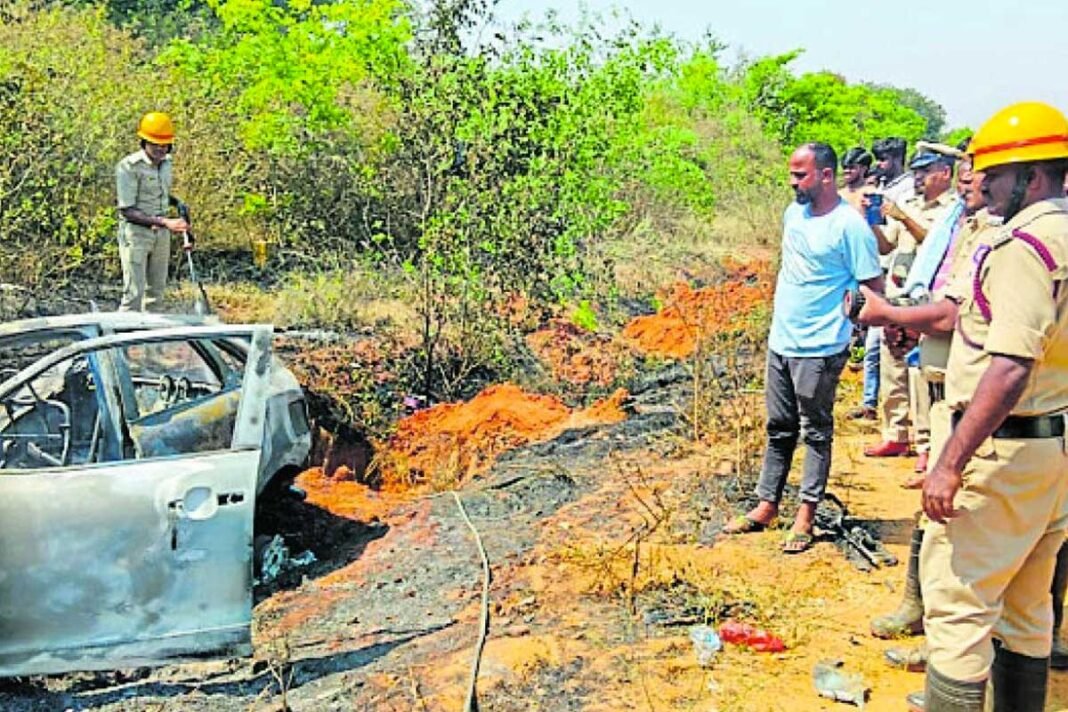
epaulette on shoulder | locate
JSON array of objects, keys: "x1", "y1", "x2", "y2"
[
  {"x1": 123, "y1": 150, "x2": 151, "y2": 167},
  {"x1": 1010, "y1": 203, "x2": 1068, "y2": 236}
]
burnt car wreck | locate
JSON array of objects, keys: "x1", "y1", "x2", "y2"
[{"x1": 0, "y1": 313, "x2": 311, "y2": 677}]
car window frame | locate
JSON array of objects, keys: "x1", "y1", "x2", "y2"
[{"x1": 0, "y1": 325, "x2": 273, "y2": 472}]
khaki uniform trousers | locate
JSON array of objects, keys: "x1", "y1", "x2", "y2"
[
  {"x1": 914, "y1": 400, "x2": 950, "y2": 530},
  {"x1": 921, "y1": 430, "x2": 1068, "y2": 681},
  {"x1": 118, "y1": 227, "x2": 170, "y2": 312},
  {"x1": 879, "y1": 339, "x2": 911, "y2": 443}
]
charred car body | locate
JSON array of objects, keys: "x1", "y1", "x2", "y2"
[{"x1": 0, "y1": 313, "x2": 311, "y2": 676}]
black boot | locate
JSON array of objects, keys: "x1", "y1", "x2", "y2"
[
  {"x1": 1051, "y1": 541, "x2": 1068, "y2": 670},
  {"x1": 991, "y1": 643, "x2": 1047, "y2": 712},
  {"x1": 912, "y1": 664, "x2": 985, "y2": 711},
  {"x1": 872, "y1": 526, "x2": 924, "y2": 638}
]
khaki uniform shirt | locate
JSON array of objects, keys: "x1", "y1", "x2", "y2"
[
  {"x1": 941, "y1": 209, "x2": 995, "y2": 301},
  {"x1": 920, "y1": 210, "x2": 995, "y2": 379},
  {"x1": 872, "y1": 173, "x2": 914, "y2": 271},
  {"x1": 116, "y1": 150, "x2": 173, "y2": 241},
  {"x1": 883, "y1": 189, "x2": 957, "y2": 297},
  {"x1": 945, "y1": 198, "x2": 1068, "y2": 416}
]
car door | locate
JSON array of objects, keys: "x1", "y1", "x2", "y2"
[{"x1": 0, "y1": 325, "x2": 273, "y2": 676}]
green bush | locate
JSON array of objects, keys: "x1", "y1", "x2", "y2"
[
  {"x1": 0, "y1": 1, "x2": 943, "y2": 407},
  {"x1": 735, "y1": 52, "x2": 929, "y2": 155},
  {"x1": 1, "y1": 1, "x2": 940, "y2": 293},
  {"x1": 0, "y1": 2, "x2": 154, "y2": 286}
]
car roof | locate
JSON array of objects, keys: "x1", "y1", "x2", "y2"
[
  {"x1": 0, "y1": 312, "x2": 222, "y2": 338},
  {"x1": 0, "y1": 324, "x2": 270, "y2": 396}
]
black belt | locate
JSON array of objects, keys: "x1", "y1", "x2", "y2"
[{"x1": 951, "y1": 411, "x2": 1065, "y2": 439}]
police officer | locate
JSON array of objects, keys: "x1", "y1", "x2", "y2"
[
  {"x1": 869, "y1": 147, "x2": 989, "y2": 650},
  {"x1": 115, "y1": 111, "x2": 188, "y2": 311},
  {"x1": 868, "y1": 148, "x2": 1000, "y2": 679},
  {"x1": 858, "y1": 101, "x2": 1068, "y2": 711},
  {"x1": 864, "y1": 147, "x2": 956, "y2": 469}
]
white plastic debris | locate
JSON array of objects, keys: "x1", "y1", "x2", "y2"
[
  {"x1": 259, "y1": 534, "x2": 318, "y2": 584},
  {"x1": 813, "y1": 659, "x2": 868, "y2": 708},
  {"x1": 689, "y1": 625, "x2": 723, "y2": 667}
]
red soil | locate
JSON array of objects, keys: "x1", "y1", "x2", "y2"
[
  {"x1": 377, "y1": 383, "x2": 627, "y2": 488},
  {"x1": 524, "y1": 318, "x2": 629, "y2": 387},
  {"x1": 295, "y1": 384, "x2": 628, "y2": 521},
  {"x1": 621, "y1": 261, "x2": 772, "y2": 358}
]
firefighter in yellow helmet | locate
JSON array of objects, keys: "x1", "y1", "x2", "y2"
[
  {"x1": 114, "y1": 112, "x2": 189, "y2": 311},
  {"x1": 856, "y1": 101, "x2": 1068, "y2": 710}
]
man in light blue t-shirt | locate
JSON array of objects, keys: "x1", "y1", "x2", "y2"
[{"x1": 725, "y1": 142, "x2": 883, "y2": 553}]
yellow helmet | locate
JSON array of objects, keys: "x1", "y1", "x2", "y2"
[
  {"x1": 137, "y1": 112, "x2": 175, "y2": 145},
  {"x1": 971, "y1": 102, "x2": 1068, "y2": 172}
]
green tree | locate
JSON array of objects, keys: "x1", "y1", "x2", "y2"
[
  {"x1": 734, "y1": 53, "x2": 928, "y2": 154},
  {"x1": 161, "y1": 0, "x2": 411, "y2": 154},
  {"x1": 867, "y1": 83, "x2": 947, "y2": 140},
  {"x1": 941, "y1": 126, "x2": 974, "y2": 148},
  {"x1": 0, "y1": 1, "x2": 155, "y2": 287},
  {"x1": 57, "y1": 0, "x2": 216, "y2": 43}
]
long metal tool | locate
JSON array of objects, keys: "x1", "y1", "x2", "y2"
[{"x1": 177, "y1": 203, "x2": 211, "y2": 316}]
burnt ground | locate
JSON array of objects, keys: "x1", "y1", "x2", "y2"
[
  {"x1": 0, "y1": 357, "x2": 976, "y2": 712},
  {"x1": 4, "y1": 285, "x2": 1068, "y2": 710},
  {"x1": 0, "y1": 363, "x2": 699, "y2": 711}
]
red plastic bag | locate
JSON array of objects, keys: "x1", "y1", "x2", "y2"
[
  {"x1": 719, "y1": 621, "x2": 753, "y2": 644},
  {"x1": 747, "y1": 629, "x2": 786, "y2": 653},
  {"x1": 718, "y1": 621, "x2": 786, "y2": 652}
]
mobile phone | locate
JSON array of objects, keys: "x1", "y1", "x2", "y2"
[{"x1": 865, "y1": 193, "x2": 885, "y2": 226}]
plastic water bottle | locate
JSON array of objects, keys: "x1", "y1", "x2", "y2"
[{"x1": 689, "y1": 625, "x2": 722, "y2": 667}]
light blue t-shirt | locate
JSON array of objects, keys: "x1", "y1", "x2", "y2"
[{"x1": 768, "y1": 199, "x2": 882, "y2": 358}]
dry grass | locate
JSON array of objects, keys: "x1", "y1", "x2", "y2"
[
  {"x1": 272, "y1": 269, "x2": 420, "y2": 332},
  {"x1": 174, "y1": 267, "x2": 421, "y2": 334},
  {"x1": 606, "y1": 214, "x2": 774, "y2": 300}
]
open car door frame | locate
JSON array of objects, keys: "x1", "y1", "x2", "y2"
[{"x1": 0, "y1": 325, "x2": 273, "y2": 676}]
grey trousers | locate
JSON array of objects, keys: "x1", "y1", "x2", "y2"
[{"x1": 755, "y1": 348, "x2": 849, "y2": 505}]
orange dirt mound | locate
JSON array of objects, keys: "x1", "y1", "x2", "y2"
[
  {"x1": 295, "y1": 466, "x2": 415, "y2": 523},
  {"x1": 525, "y1": 318, "x2": 629, "y2": 387},
  {"x1": 377, "y1": 383, "x2": 628, "y2": 487},
  {"x1": 622, "y1": 262, "x2": 772, "y2": 358}
]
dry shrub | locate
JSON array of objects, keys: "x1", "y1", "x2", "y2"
[
  {"x1": 0, "y1": 2, "x2": 154, "y2": 288},
  {"x1": 524, "y1": 318, "x2": 634, "y2": 390},
  {"x1": 271, "y1": 268, "x2": 419, "y2": 333},
  {"x1": 679, "y1": 261, "x2": 773, "y2": 479}
]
